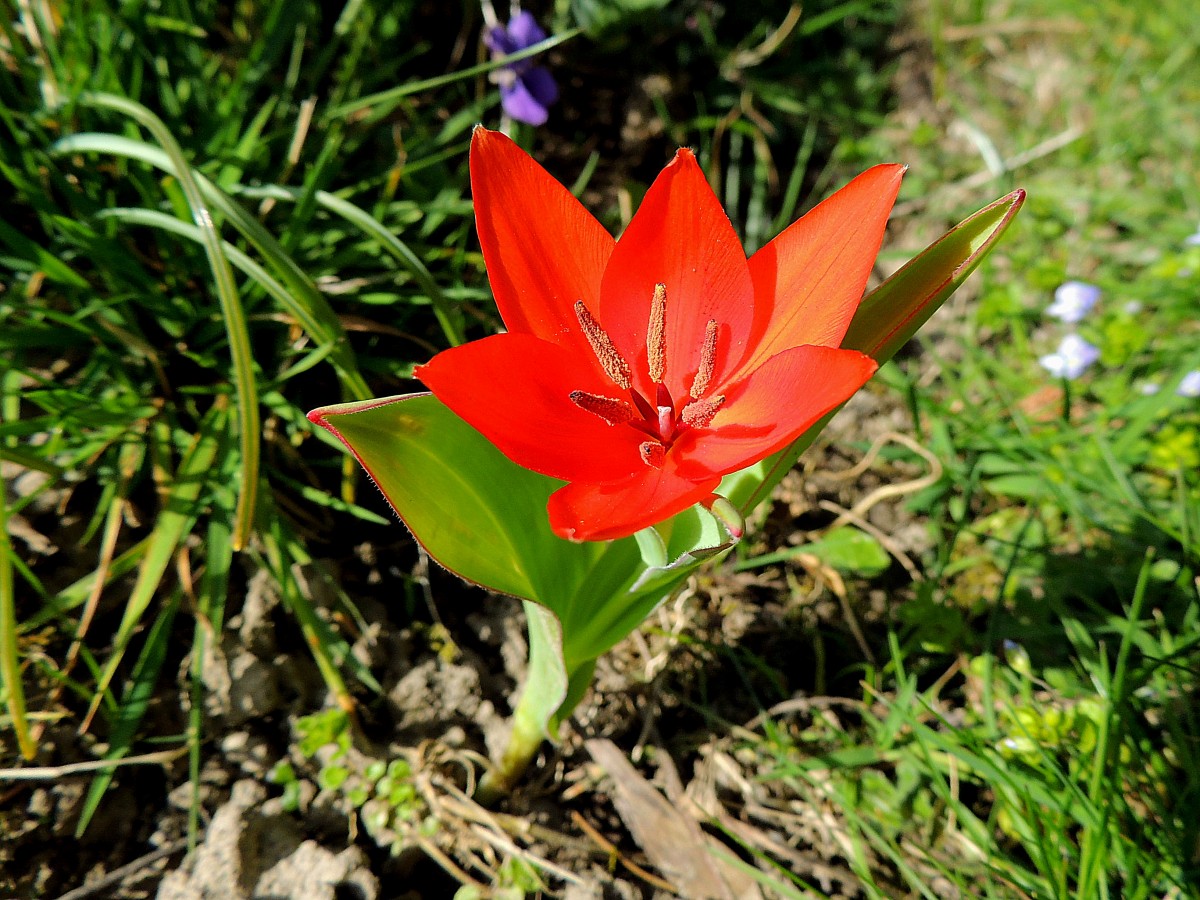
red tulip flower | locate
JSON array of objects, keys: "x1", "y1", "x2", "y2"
[{"x1": 417, "y1": 128, "x2": 904, "y2": 541}]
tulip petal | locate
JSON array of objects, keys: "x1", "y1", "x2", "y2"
[
  {"x1": 548, "y1": 467, "x2": 721, "y2": 542},
  {"x1": 737, "y1": 164, "x2": 904, "y2": 377},
  {"x1": 599, "y1": 149, "x2": 755, "y2": 401},
  {"x1": 674, "y1": 345, "x2": 878, "y2": 479},
  {"x1": 417, "y1": 332, "x2": 644, "y2": 484},
  {"x1": 471, "y1": 127, "x2": 615, "y2": 352}
]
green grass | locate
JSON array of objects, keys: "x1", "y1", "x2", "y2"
[
  {"x1": 731, "y1": 0, "x2": 1200, "y2": 895},
  {"x1": 2, "y1": 0, "x2": 1198, "y2": 895},
  {"x1": 1, "y1": 0, "x2": 483, "y2": 839}
]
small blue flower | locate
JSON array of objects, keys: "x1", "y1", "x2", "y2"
[
  {"x1": 485, "y1": 11, "x2": 559, "y2": 126},
  {"x1": 1177, "y1": 370, "x2": 1200, "y2": 398},
  {"x1": 1039, "y1": 333, "x2": 1100, "y2": 380},
  {"x1": 1183, "y1": 228, "x2": 1200, "y2": 247},
  {"x1": 1047, "y1": 280, "x2": 1100, "y2": 323}
]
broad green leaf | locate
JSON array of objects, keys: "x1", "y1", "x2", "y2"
[
  {"x1": 308, "y1": 394, "x2": 718, "y2": 721},
  {"x1": 309, "y1": 393, "x2": 613, "y2": 607}
]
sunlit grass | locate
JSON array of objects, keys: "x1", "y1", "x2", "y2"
[{"x1": 758, "y1": 0, "x2": 1200, "y2": 894}]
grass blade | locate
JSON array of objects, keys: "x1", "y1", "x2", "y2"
[
  {"x1": 74, "y1": 92, "x2": 259, "y2": 549},
  {"x1": 76, "y1": 589, "x2": 182, "y2": 836},
  {"x1": 80, "y1": 404, "x2": 225, "y2": 732},
  {"x1": 49, "y1": 132, "x2": 371, "y2": 401},
  {"x1": 1, "y1": 369, "x2": 35, "y2": 760}
]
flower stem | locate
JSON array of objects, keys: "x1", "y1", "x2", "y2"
[
  {"x1": 475, "y1": 677, "x2": 550, "y2": 805},
  {"x1": 475, "y1": 601, "x2": 569, "y2": 805}
]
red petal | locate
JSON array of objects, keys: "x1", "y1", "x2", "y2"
[
  {"x1": 417, "y1": 332, "x2": 643, "y2": 483},
  {"x1": 736, "y1": 164, "x2": 904, "y2": 378},
  {"x1": 471, "y1": 127, "x2": 615, "y2": 353},
  {"x1": 673, "y1": 345, "x2": 878, "y2": 479},
  {"x1": 547, "y1": 467, "x2": 720, "y2": 541},
  {"x1": 598, "y1": 149, "x2": 755, "y2": 401}
]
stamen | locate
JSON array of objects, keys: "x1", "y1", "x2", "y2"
[
  {"x1": 639, "y1": 441, "x2": 666, "y2": 468},
  {"x1": 690, "y1": 319, "x2": 719, "y2": 399},
  {"x1": 570, "y1": 391, "x2": 636, "y2": 426},
  {"x1": 647, "y1": 283, "x2": 667, "y2": 384},
  {"x1": 681, "y1": 394, "x2": 725, "y2": 428},
  {"x1": 575, "y1": 300, "x2": 632, "y2": 390}
]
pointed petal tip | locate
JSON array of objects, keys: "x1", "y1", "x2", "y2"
[
  {"x1": 872, "y1": 161, "x2": 908, "y2": 185},
  {"x1": 470, "y1": 124, "x2": 507, "y2": 153},
  {"x1": 668, "y1": 146, "x2": 699, "y2": 169}
]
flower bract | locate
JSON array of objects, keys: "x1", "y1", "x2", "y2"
[
  {"x1": 484, "y1": 11, "x2": 558, "y2": 126},
  {"x1": 416, "y1": 127, "x2": 903, "y2": 541}
]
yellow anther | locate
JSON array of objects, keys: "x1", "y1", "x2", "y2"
[
  {"x1": 690, "y1": 319, "x2": 719, "y2": 399},
  {"x1": 574, "y1": 300, "x2": 632, "y2": 390},
  {"x1": 647, "y1": 283, "x2": 667, "y2": 384}
]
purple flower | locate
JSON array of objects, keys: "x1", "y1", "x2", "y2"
[
  {"x1": 1178, "y1": 370, "x2": 1200, "y2": 398},
  {"x1": 485, "y1": 11, "x2": 558, "y2": 126},
  {"x1": 1039, "y1": 334, "x2": 1100, "y2": 380},
  {"x1": 1047, "y1": 280, "x2": 1100, "y2": 324}
]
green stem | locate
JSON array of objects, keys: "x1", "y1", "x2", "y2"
[
  {"x1": 476, "y1": 602, "x2": 594, "y2": 805},
  {"x1": 475, "y1": 680, "x2": 552, "y2": 805}
]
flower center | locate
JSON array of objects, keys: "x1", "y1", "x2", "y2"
[{"x1": 569, "y1": 285, "x2": 725, "y2": 468}]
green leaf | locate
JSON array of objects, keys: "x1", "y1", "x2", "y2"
[
  {"x1": 0, "y1": 219, "x2": 88, "y2": 288},
  {"x1": 843, "y1": 189, "x2": 1027, "y2": 364},
  {"x1": 308, "y1": 394, "x2": 721, "y2": 718},
  {"x1": 738, "y1": 526, "x2": 891, "y2": 577},
  {"x1": 74, "y1": 92, "x2": 261, "y2": 550},
  {"x1": 309, "y1": 393, "x2": 610, "y2": 609},
  {"x1": 77, "y1": 591, "x2": 181, "y2": 835},
  {"x1": 806, "y1": 527, "x2": 891, "y2": 577}
]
